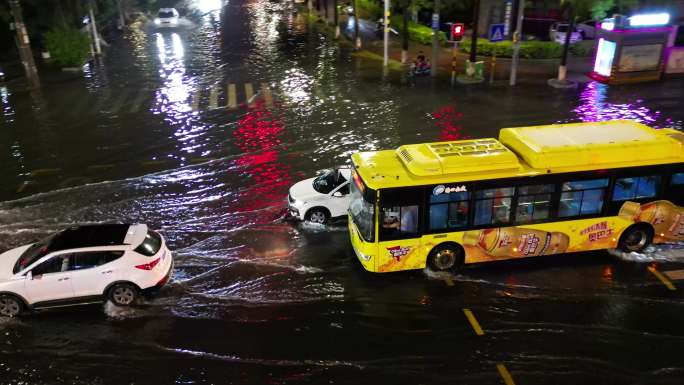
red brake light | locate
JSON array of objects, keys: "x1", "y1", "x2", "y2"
[{"x1": 135, "y1": 258, "x2": 160, "y2": 270}]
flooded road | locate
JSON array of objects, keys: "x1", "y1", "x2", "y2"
[{"x1": 1, "y1": 1, "x2": 684, "y2": 384}]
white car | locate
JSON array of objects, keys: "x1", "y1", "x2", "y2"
[
  {"x1": 0, "y1": 224, "x2": 173, "y2": 317},
  {"x1": 154, "y1": 8, "x2": 180, "y2": 27},
  {"x1": 549, "y1": 22, "x2": 583, "y2": 44},
  {"x1": 288, "y1": 167, "x2": 352, "y2": 224},
  {"x1": 576, "y1": 20, "x2": 598, "y2": 39}
]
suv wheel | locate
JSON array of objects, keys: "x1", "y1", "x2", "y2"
[
  {"x1": 306, "y1": 208, "x2": 329, "y2": 224},
  {"x1": 0, "y1": 294, "x2": 23, "y2": 317},
  {"x1": 109, "y1": 283, "x2": 138, "y2": 306}
]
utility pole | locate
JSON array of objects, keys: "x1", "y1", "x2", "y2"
[
  {"x1": 402, "y1": 0, "x2": 410, "y2": 63},
  {"x1": 509, "y1": 0, "x2": 524, "y2": 86},
  {"x1": 383, "y1": 0, "x2": 390, "y2": 67},
  {"x1": 334, "y1": 0, "x2": 340, "y2": 38},
  {"x1": 89, "y1": 1, "x2": 102, "y2": 55},
  {"x1": 8, "y1": 0, "x2": 40, "y2": 89},
  {"x1": 430, "y1": 0, "x2": 440, "y2": 76},
  {"x1": 116, "y1": 0, "x2": 125, "y2": 30},
  {"x1": 548, "y1": 1, "x2": 577, "y2": 88},
  {"x1": 353, "y1": 0, "x2": 361, "y2": 48}
]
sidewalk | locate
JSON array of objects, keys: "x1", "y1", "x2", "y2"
[{"x1": 335, "y1": 13, "x2": 593, "y2": 84}]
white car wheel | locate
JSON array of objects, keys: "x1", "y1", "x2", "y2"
[
  {"x1": 307, "y1": 209, "x2": 328, "y2": 224},
  {"x1": 0, "y1": 295, "x2": 22, "y2": 317},
  {"x1": 109, "y1": 284, "x2": 138, "y2": 306}
]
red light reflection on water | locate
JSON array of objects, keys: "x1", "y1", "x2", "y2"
[
  {"x1": 431, "y1": 105, "x2": 468, "y2": 141},
  {"x1": 233, "y1": 100, "x2": 291, "y2": 215}
]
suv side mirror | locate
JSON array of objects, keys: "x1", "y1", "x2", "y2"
[
  {"x1": 26, "y1": 271, "x2": 33, "y2": 280},
  {"x1": 333, "y1": 191, "x2": 343, "y2": 197}
]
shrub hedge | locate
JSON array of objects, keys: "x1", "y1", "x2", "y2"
[
  {"x1": 44, "y1": 27, "x2": 90, "y2": 68},
  {"x1": 459, "y1": 38, "x2": 564, "y2": 59},
  {"x1": 389, "y1": 15, "x2": 447, "y2": 45}
]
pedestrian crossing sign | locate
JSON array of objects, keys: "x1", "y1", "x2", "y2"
[{"x1": 489, "y1": 24, "x2": 505, "y2": 42}]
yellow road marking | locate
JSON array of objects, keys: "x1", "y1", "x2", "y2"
[
  {"x1": 88, "y1": 164, "x2": 115, "y2": 170},
  {"x1": 496, "y1": 364, "x2": 516, "y2": 385},
  {"x1": 245, "y1": 83, "x2": 254, "y2": 107},
  {"x1": 227, "y1": 83, "x2": 237, "y2": 109},
  {"x1": 648, "y1": 266, "x2": 676, "y2": 291},
  {"x1": 30, "y1": 168, "x2": 61, "y2": 177},
  {"x1": 261, "y1": 83, "x2": 273, "y2": 108},
  {"x1": 463, "y1": 309, "x2": 485, "y2": 336},
  {"x1": 16, "y1": 181, "x2": 32, "y2": 193},
  {"x1": 209, "y1": 87, "x2": 219, "y2": 109},
  {"x1": 663, "y1": 269, "x2": 684, "y2": 281}
]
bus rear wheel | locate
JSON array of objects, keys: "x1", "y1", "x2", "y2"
[
  {"x1": 618, "y1": 225, "x2": 653, "y2": 253},
  {"x1": 428, "y1": 244, "x2": 464, "y2": 272}
]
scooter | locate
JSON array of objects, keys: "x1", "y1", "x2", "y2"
[{"x1": 409, "y1": 62, "x2": 431, "y2": 77}]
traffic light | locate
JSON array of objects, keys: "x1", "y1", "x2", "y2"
[{"x1": 452, "y1": 23, "x2": 464, "y2": 41}]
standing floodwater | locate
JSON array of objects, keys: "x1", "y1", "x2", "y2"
[{"x1": 1, "y1": 1, "x2": 684, "y2": 384}]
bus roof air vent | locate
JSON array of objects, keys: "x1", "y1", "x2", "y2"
[{"x1": 395, "y1": 138, "x2": 522, "y2": 177}]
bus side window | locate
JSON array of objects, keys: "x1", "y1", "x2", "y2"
[
  {"x1": 474, "y1": 187, "x2": 514, "y2": 226},
  {"x1": 379, "y1": 188, "x2": 421, "y2": 240},
  {"x1": 559, "y1": 178, "x2": 609, "y2": 217},
  {"x1": 516, "y1": 184, "x2": 554, "y2": 223},
  {"x1": 429, "y1": 190, "x2": 469, "y2": 231},
  {"x1": 612, "y1": 175, "x2": 660, "y2": 201},
  {"x1": 671, "y1": 173, "x2": 684, "y2": 185}
]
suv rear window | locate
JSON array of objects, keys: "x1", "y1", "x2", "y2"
[{"x1": 134, "y1": 230, "x2": 162, "y2": 256}]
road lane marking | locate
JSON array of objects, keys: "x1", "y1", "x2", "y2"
[
  {"x1": 209, "y1": 87, "x2": 219, "y2": 109},
  {"x1": 190, "y1": 157, "x2": 216, "y2": 164},
  {"x1": 663, "y1": 269, "x2": 684, "y2": 281},
  {"x1": 108, "y1": 90, "x2": 129, "y2": 113},
  {"x1": 261, "y1": 83, "x2": 273, "y2": 108},
  {"x1": 245, "y1": 83, "x2": 254, "y2": 107},
  {"x1": 16, "y1": 181, "x2": 32, "y2": 193},
  {"x1": 463, "y1": 309, "x2": 485, "y2": 336},
  {"x1": 191, "y1": 90, "x2": 200, "y2": 111},
  {"x1": 129, "y1": 89, "x2": 149, "y2": 113},
  {"x1": 30, "y1": 168, "x2": 61, "y2": 177},
  {"x1": 648, "y1": 266, "x2": 676, "y2": 291},
  {"x1": 88, "y1": 164, "x2": 115, "y2": 170},
  {"x1": 496, "y1": 364, "x2": 516, "y2": 385},
  {"x1": 227, "y1": 83, "x2": 237, "y2": 109},
  {"x1": 141, "y1": 160, "x2": 168, "y2": 166}
]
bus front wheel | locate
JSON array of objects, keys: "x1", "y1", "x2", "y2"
[
  {"x1": 618, "y1": 225, "x2": 653, "y2": 253},
  {"x1": 428, "y1": 243, "x2": 464, "y2": 272}
]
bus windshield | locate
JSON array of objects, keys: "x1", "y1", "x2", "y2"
[{"x1": 350, "y1": 169, "x2": 374, "y2": 242}]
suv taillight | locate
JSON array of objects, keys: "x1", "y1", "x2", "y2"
[{"x1": 135, "y1": 258, "x2": 160, "y2": 270}]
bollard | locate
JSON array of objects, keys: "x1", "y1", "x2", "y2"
[{"x1": 489, "y1": 55, "x2": 496, "y2": 84}]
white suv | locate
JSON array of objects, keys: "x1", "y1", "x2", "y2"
[
  {"x1": 288, "y1": 167, "x2": 352, "y2": 224},
  {"x1": 0, "y1": 224, "x2": 173, "y2": 317}
]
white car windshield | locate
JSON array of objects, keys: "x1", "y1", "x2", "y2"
[
  {"x1": 312, "y1": 169, "x2": 347, "y2": 194},
  {"x1": 158, "y1": 10, "x2": 176, "y2": 18}
]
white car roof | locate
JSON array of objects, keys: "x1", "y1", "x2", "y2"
[{"x1": 123, "y1": 224, "x2": 148, "y2": 248}]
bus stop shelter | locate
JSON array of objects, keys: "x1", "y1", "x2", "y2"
[{"x1": 590, "y1": 13, "x2": 672, "y2": 84}]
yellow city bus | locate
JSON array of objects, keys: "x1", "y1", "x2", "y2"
[{"x1": 348, "y1": 120, "x2": 684, "y2": 273}]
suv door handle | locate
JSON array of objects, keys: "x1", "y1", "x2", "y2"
[
  {"x1": 58, "y1": 277, "x2": 70, "y2": 281},
  {"x1": 101, "y1": 270, "x2": 113, "y2": 274}
]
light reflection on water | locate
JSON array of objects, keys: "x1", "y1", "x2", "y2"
[{"x1": 572, "y1": 81, "x2": 680, "y2": 129}]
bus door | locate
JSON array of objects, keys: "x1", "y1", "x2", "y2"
[{"x1": 376, "y1": 187, "x2": 425, "y2": 272}]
